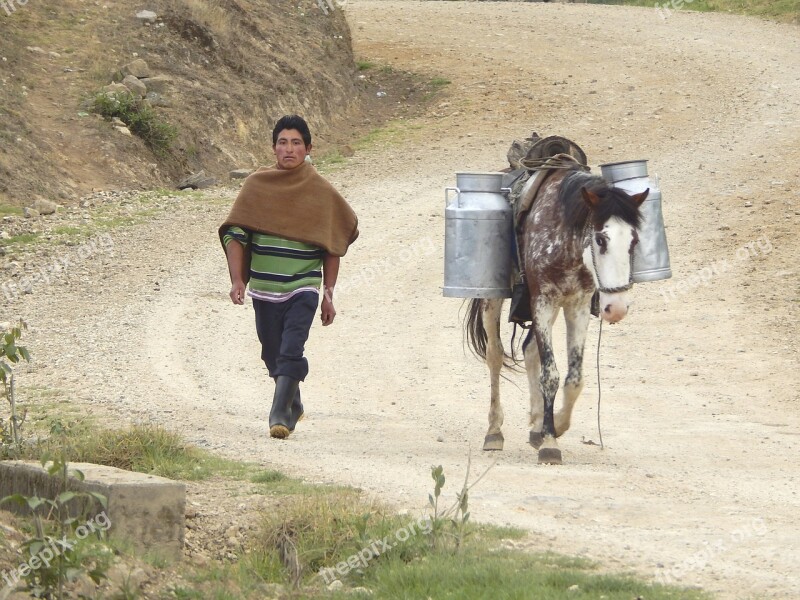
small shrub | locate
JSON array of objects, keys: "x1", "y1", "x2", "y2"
[
  {"x1": 91, "y1": 91, "x2": 178, "y2": 157},
  {"x1": 0, "y1": 455, "x2": 112, "y2": 599}
]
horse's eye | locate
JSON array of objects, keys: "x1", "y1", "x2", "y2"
[{"x1": 595, "y1": 234, "x2": 606, "y2": 248}]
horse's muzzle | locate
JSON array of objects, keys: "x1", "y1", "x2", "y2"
[{"x1": 599, "y1": 291, "x2": 630, "y2": 323}]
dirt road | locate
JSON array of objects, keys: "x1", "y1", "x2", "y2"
[{"x1": 11, "y1": 2, "x2": 800, "y2": 598}]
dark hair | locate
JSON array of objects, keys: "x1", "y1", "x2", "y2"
[{"x1": 272, "y1": 115, "x2": 312, "y2": 147}]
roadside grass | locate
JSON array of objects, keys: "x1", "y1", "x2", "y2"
[
  {"x1": 186, "y1": 488, "x2": 710, "y2": 600},
  {"x1": 0, "y1": 204, "x2": 23, "y2": 218},
  {"x1": 587, "y1": 0, "x2": 799, "y2": 22},
  {"x1": 2, "y1": 403, "x2": 712, "y2": 599},
  {"x1": 0, "y1": 188, "x2": 208, "y2": 251},
  {"x1": 6, "y1": 410, "x2": 252, "y2": 481}
]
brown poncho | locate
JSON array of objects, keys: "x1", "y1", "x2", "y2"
[{"x1": 218, "y1": 161, "x2": 359, "y2": 257}]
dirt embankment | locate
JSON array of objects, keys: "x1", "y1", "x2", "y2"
[{"x1": 0, "y1": 0, "x2": 422, "y2": 207}]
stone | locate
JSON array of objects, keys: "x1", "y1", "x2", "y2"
[
  {"x1": 0, "y1": 460, "x2": 186, "y2": 560},
  {"x1": 327, "y1": 580, "x2": 343, "y2": 591},
  {"x1": 23, "y1": 207, "x2": 40, "y2": 218},
  {"x1": 122, "y1": 75, "x2": 147, "y2": 98},
  {"x1": 101, "y1": 83, "x2": 134, "y2": 99},
  {"x1": 140, "y1": 75, "x2": 172, "y2": 93},
  {"x1": 229, "y1": 169, "x2": 253, "y2": 179},
  {"x1": 136, "y1": 10, "x2": 158, "y2": 23},
  {"x1": 108, "y1": 564, "x2": 149, "y2": 590},
  {"x1": 177, "y1": 171, "x2": 217, "y2": 190},
  {"x1": 32, "y1": 197, "x2": 58, "y2": 215},
  {"x1": 145, "y1": 92, "x2": 171, "y2": 107},
  {"x1": 121, "y1": 58, "x2": 151, "y2": 79}
]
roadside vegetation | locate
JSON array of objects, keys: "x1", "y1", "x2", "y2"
[
  {"x1": 587, "y1": 0, "x2": 799, "y2": 22},
  {"x1": 1, "y1": 381, "x2": 713, "y2": 598}
]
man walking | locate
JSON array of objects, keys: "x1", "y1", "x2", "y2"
[{"x1": 219, "y1": 115, "x2": 359, "y2": 439}]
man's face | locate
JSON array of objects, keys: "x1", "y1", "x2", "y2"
[{"x1": 273, "y1": 128, "x2": 310, "y2": 170}]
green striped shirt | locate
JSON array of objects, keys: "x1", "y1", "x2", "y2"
[{"x1": 223, "y1": 227, "x2": 323, "y2": 302}]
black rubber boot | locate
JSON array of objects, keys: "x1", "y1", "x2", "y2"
[
  {"x1": 288, "y1": 387, "x2": 304, "y2": 432},
  {"x1": 269, "y1": 376, "x2": 300, "y2": 439}
]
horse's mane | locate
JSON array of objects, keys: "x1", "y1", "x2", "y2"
[{"x1": 559, "y1": 168, "x2": 643, "y2": 231}]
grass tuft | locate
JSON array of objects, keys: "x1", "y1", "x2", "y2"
[
  {"x1": 26, "y1": 423, "x2": 249, "y2": 481},
  {"x1": 91, "y1": 91, "x2": 178, "y2": 157}
]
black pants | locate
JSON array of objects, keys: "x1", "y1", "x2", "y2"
[{"x1": 253, "y1": 292, "x2": 318, "y2": 381}]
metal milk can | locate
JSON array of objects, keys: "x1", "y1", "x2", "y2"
[
  {"x1": 600, "y1": 160, "x2": 672, "y2": 283},
  {"x1": 443, "y1": 172, "x2": 513, "y2": 298}
]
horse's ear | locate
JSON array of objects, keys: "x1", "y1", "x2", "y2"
[
  {"x1": 631, "y1": 188, "x2": 649, "y2": 206},
  {"x1": 581, "y1": 187, "x2": 601, "y2": 208}
]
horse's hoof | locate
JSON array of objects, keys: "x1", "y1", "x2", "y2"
[
  {"x1": 529, "y1": 431, "x2": 544, "y2": 449},
  {"x1": 538, "y1": 447, "x2": 562, "y2": 465},
  {"x1": 483, "y1": 432, "x2": 504, "y2": 451},
  {"x1": 269, "y1": 424, "x2": 290, "y2": 439}
]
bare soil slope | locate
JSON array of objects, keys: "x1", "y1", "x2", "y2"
[
  {"x1": 5, "y1": 2, "x2": 800, "y2": 599},
  {"x1": 0, "y1": 0, "x2": 423, "y2": 206}
]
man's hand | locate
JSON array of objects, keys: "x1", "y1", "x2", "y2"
[
  {"x1": 230, "y1": 280, "x2": 246, "y2": 305},
  {"x1": 320, "y1": 295, "x2": 336, "y2": 326}
]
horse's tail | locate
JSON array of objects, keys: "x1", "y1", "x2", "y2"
[
  {"x1": 464, "y1": 299, "x2": 524, "y2": 370},
  {"x1": 464, "y1": 298, "x2": 488, "y2": 361}
]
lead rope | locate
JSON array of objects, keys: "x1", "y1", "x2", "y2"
[{"x1": 596, "y1": 317, "x2": 604, "y2": 450}]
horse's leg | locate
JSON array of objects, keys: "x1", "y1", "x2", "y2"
[
  {"x1": 483, "y1": 298, "x2": 505, "y2": 451},
  {"x1": 555, "y1": 296, "x2": 592, "y2": 437},
  {"x1": 531, "y1": 297, "x2": 562, "y2": 464},
  {"x1": 523, "y1": 330, "x2": 544, "y2": 448}
]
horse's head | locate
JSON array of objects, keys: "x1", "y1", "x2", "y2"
[{"x1": 580, "y1": 186, "x2": 648, "y2": 323}]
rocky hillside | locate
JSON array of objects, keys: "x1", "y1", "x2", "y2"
[{"x1": 0, "y1": 0, "x2": 400, "y2": 207}]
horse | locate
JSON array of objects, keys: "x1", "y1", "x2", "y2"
[{"x1": 465, "y1": 165, "x2": 648, "y2": 465}]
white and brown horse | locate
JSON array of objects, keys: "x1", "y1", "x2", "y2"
[{"x1": 465, "y1": 166, "x2": 647, "y2": 464}]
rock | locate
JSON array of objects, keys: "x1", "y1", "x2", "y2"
[
  {"x1": 23, "y1": 207, "x2": 40, "y2": 218},
  {"x1": 101, "y1": 83, "x2": 134, "y2": 99},
  {"x1": 145, "y1": 92, "x2": 171, "y2": 107},
  {"x1": 0, "y1": 231, "x2": 10, "y2": 240},
  {"x1": 121, "y1": 58, "x2": 151, "y2": 79},
  {"x1": 339, "y1": 145, "x2": 355, "y2": 157},
  {"x1": 229, "y1": 169, "x2": 253, "y2": 179},
  {"x1": 140, "y1": 75, "x2": 172, "y2": 93},
  {"x1": 26, "y1": 46, "x2": 45, "y2": 54},
  {"x1": 352, "y1": 587, "x2": 374, "y2": 595},
  {"x1": 108, "y1": 564, "x2": 149, "y2": 590},
  {"x1": 177, "y1": 171, "x2": 217, "y2": 190},
  {"x1": 32, "y1": 197, "x2": 58, "y2": 215},
  {"x1": 122, "y1": 75, "x2": 147, "y2": 98},
  {"x1": 567, "y1": 584, "x2": 580, "y2": 593},
  {"x1": 136, "y1": 10, "x2": 158, "y2": 23},
  {"x1": 327, "y1": 580, "x2": 343, "y2": 591},
  {"x1": 72, "y1": 573, "x2": 97, "y2": 598}
]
